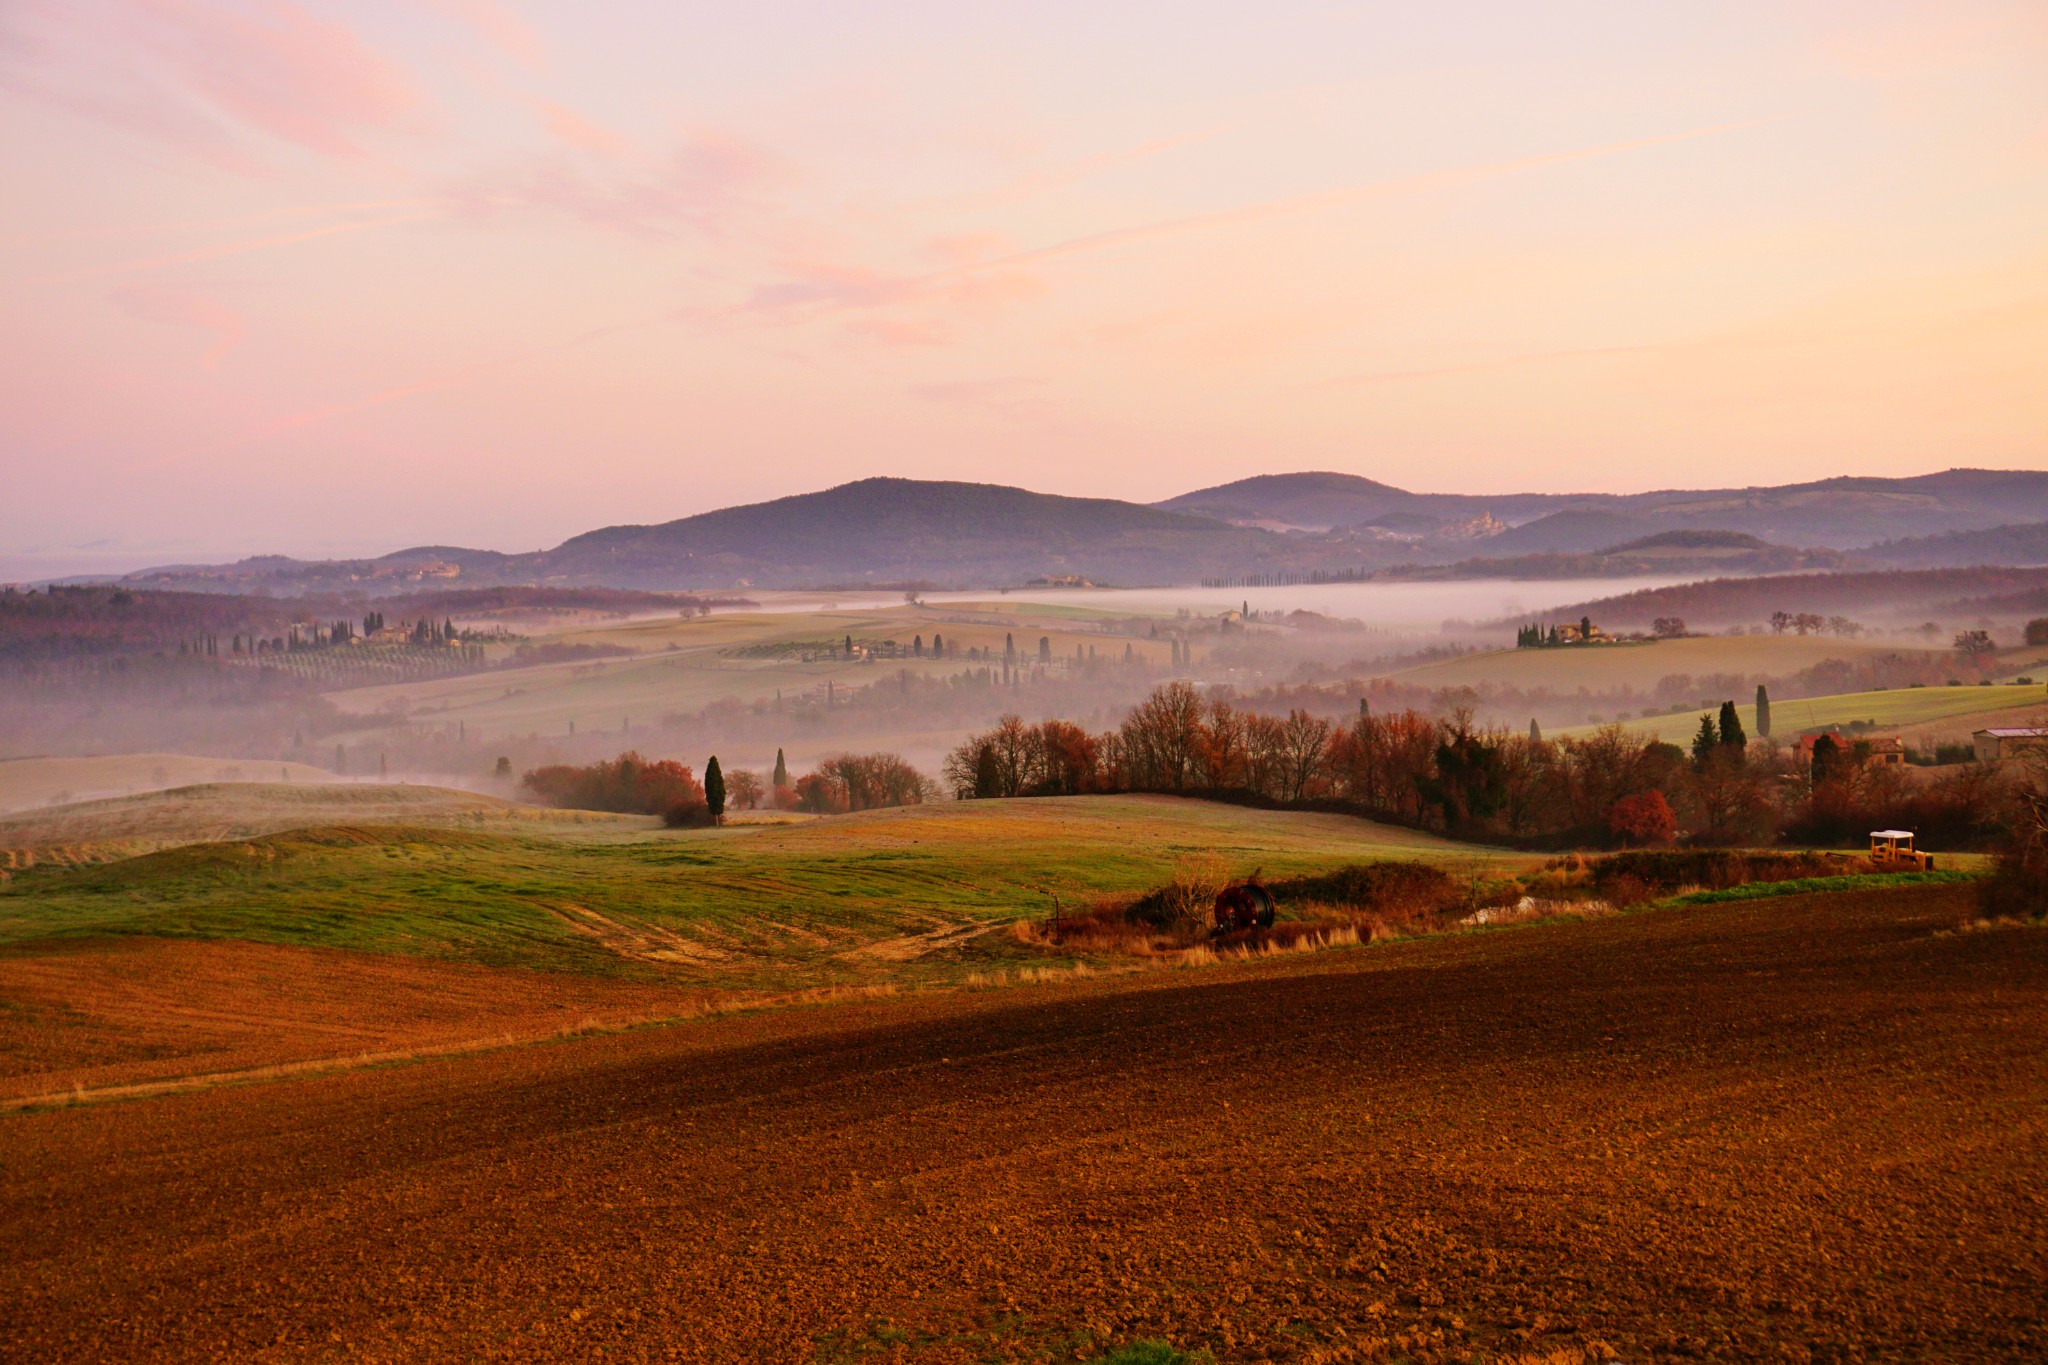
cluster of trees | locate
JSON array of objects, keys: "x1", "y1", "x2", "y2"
[
  {"x1": 521, "y1": 747, "x2": 933, "y2": 824},
  {"x1": 789, "y1": 753, "x2": 936, "y2": 814},
  {"x1": 521, "y1": 752, "x2": 707, "y2": 818},
  {"x1": 1515, "y1": 617, "x2": 1601, "y2": 648},
  {"x1": 945, "y1": 682, "x2": 2026, "y2": 850},
  {"x1": 1767, "y1": 611, "x2": 1867, "y2": 637}
]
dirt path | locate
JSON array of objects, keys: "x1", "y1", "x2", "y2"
[{"x1": 4, "y1": 886, "x2": 2045, "y2": 1363}]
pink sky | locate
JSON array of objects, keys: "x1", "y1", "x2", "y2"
[{"x1": 3, "y1": 0, "x2": 2045, "y2": 576}]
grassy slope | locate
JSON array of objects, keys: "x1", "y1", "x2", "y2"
[
  {"x1": 1382, "y1": 635, "x2": 1935, "y2": 694},
  {"x1": 325, "y1": 602, "x2": 1173, "y2": 745},
  {"x1": 1566, "y1": 681, "x2": 2048, "y2": 744},
  {"x1": 0, "y1": 754, "x2": 342, "y2": 813},
  {"x1": 0, "y1": 795, "x2": 1511, "y2": 987},
  {"x1": 0, "y1": 782, "x2": 636, "y2": 861}
]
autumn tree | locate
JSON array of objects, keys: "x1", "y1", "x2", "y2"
[
  {"x1": 1608, "y1": 790, "x2": 1677, "y2": 847},
  {"x1": 724, "y1": 768, "x2": 764, "y2": 810}
]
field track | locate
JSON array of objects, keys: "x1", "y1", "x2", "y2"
[{"x1": 4, "y1": 885, "x2": 2045, "y2": 1363}]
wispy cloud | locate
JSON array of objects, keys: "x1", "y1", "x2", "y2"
[
  {"x1": 721, "y1": 119, "x2": 1768, "y2": 344},
  {"x1": 0, "y1": 0, "x2": 427, "y2": 169},
  {"x1": 31, "y1": 210, "x2": 443, "y2": 284},
  {"x1": 943, "y1": 120, "x2": 1773, "y2": 279},
  {"x1": 424, "y1": 0, "x2": 545, "y2": 69},
  {"x1": 110, "y1": 282, "x2": 245, "y2": 369},
  {"x1": 456, "y1": 130, "x2": 789, "y2": 239}
]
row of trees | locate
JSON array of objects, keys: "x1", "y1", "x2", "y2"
[
  {"x1": 944, "y1": 682, "x2": 2031, "y2": 849},
  {"x1": 522, "y1": 748, "x2": 935, "y2": 824}
]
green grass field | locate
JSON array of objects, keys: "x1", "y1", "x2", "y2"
[
  {"x1": 1568, "y1": 680, "x2": 2048, "y2": 745},
  {"x1": 1382, "y1": 635, "x2": 1937, "y2": 694},
  {"x1": 0, "y1": 791, "x2": 1514, "y2": 989}
]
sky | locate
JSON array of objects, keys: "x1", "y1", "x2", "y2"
[{"x1": 2, "y1": 1, "x2": 2045, "y2": 576}]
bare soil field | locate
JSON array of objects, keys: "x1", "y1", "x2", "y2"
[
  {"x1": 5, "y1": 883, "x2": 2043, "y2": 1363},
  {"x1": 0, "y1": 938, "x2": 709, "y2": 1103}
]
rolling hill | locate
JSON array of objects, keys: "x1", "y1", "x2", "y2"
[
  {"x1": 1862, "y1": 521, "x2": 2048, "y2": 569},
  {"x1": 85, "y1": 468, "x2": 2048, "y2": 596},
  {"x1": 1158, "y1": 468, "x2": 2048, "y2": 549}
]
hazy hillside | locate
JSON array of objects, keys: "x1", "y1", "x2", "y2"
[
  {"x1": 1160, "y1": 467, "x2": 2048, "y2": 549},
  {"x1": 1512, "y1": 565, "x2": 2048, "y2": 632},
  {"x1": 539, "y1": 478, "x2": 1283, "y2": 587},
  {"x1": 1861, "y1": 521, "x2": 2048, "y2": 569},
  {"x1": 88, "y1": 468, "x2": 2048, "y2": 596},
  {"x1": 1154, "y1": 471, "x2": 1573, "y2": 531}
]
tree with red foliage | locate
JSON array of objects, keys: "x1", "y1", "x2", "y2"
[
  {"x1": 1608, "y1": 790, "x2": 1677, "y2": 847},
  {"x1": 520, "y1": 751, "x2": 705, "y2": 816}
]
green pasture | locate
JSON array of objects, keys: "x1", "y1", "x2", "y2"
[
  {"x1": 1569, "y1": 679, "x2": 2048, "y2": 745},
  {"x1": 1382, "y1": 635, "x2": 1933, "y2": 695},
  {"x1": 0, "y1": 792, "x2": 1515, "y2": 987}
]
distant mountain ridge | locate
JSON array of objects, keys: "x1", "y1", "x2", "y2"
[
  {"x1": 1156, "y1": 468, "x2": 2048, "y2": 550},
  {"x1": 89, "y1": 467, "x2": 2048, "y2": 595}
]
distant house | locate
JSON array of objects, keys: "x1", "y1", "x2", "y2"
[
  {"x1": 1796, "y1": 731, "x2": 1906, "y2": 766},
  {"x1": 1973, "y1": 727, "x2": 2048, "y2": 763}
]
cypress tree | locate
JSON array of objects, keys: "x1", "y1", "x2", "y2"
[
  {"x1": 1691, "y1": 715, "x2": 1718, "y2": 767},
  {"x1": 1719, "y1": 700, "x2": 1747, "y2": 751},
  {"x1": 844, "y1": 634, "x2": 853, "y2": 658},
  {"x1": 1529, "y1": 718, "x2": 1542, "y2": 743},
  {"x1": 1755, "y1": 684, "x2": 1772, "y2": 738},
  {"x1": 913, "y1": 634, "x2": 923, "y2": 657},
  {"x1": 1004, "y1": 632, "x2": 1015, "y2": 665},
  {"x1": 1039, "y1": 636, "x2": 1051, "y2": 664},
  {"x1": 773, "y1": 749, "x2": 789, "y2": 788},
  {"x1": 704, "y1": 756, "x2": 725, "y2": 823}
]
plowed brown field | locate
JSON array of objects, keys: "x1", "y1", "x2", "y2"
[
  {"x1": 0, "y1": 939, "x2": 709, "y2": 1102},
  {"x1": 5, "y1": 885, "x2": 2045, "y2": 1363}
]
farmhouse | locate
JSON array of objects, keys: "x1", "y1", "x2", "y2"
[{"x1": 1972, "y1": 727, "x2": 2048, "y2": 763}]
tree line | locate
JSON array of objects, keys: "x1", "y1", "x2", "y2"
[{"x1": 943, "y1": 681, "x2": 2027, "y2": 851}]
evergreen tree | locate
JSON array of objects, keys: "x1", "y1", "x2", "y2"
[
  {"x1": 1755, "y1": 684, "x2": 1772, "y2": 738},
  {"x1": 913, "y1": 634, "x2": 923, "y2": 656},
  {"x1": 932, "y1": 633, "x2": 944, "y2": 658},
  {"x1": 704, "y1": 756, "x2": 725, "y2": 823},
  {"x1": 1529, "y1": 718, "x2": 1542, "y2": 742},
  {"x1": 1004, "y1": 632, "x2": 1015, "y2": 664},
  {"x1": 1691, "y1": 714, "x2": 1719, "y2": 767},
  {"x1": 844, "y1": 634, "x2": 853, "y2": 658},
  {"x1": 1718, "y1": 700, "x2": 1747, "y2": 751},
  {"x1": 1039, "y1": 636, "x2": 1051, "y2": 664},
  {"x1": 1360, "y1": 697, "x2": 1369, "y2": 717}
]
